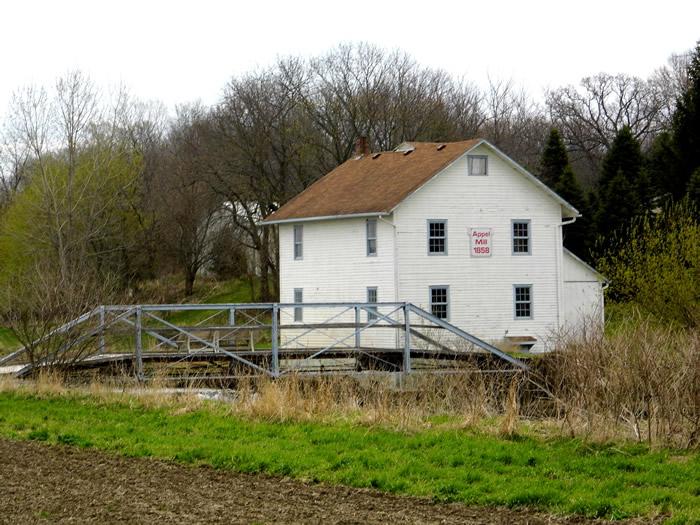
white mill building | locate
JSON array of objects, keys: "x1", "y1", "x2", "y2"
[{"x1": 262, "y1": 139, "x2": 605, "y2": 352}]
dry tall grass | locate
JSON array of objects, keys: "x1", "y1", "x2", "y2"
[
  {"x1": 540, "y1": 314, "x2": 700, "y2": 448},
  {"x1": 230, "y1": 369, "x2": 519, "y2": 430},
  {"x1": 2, "y1": 314, "x2": 698, "y2": 448}
]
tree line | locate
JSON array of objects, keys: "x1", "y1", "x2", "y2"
[{"x1": 0, "y1": 41, "x2": 698, "y2": 313}]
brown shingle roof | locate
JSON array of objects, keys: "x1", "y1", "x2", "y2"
[{"x1": 262, "y1": 140, "x2": 481, "y2": 224}]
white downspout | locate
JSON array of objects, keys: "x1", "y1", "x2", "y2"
[
  {"x1": 379, "y1": 215, "x2": 400, "y2": 349},
  {"x1": 556, "y1": 216, "x2": 577, "y2": 330},
  {"x1": 601, "y1": 280, "x2": 610, "y2": 326},
  {"x1": 378, "y1": 215, "x2": 399, "y2": 302}
]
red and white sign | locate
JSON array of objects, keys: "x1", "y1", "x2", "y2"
[{"x1": 469, "y1": 228, "x2": 492, "y2": 257}]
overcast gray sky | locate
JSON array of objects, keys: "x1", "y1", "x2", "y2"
[{"x1": 1, "y1": 0, "x2": 698, "y2": 115}]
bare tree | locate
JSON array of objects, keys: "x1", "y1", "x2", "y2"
[
  {"x1": 3, "y1": 72, "x2": 145, "y2": 293},
  {"x1": 198, "y1": 64, "x2": 320, "y2": 300},
  {"x1": 0, "y1": 126, "x2": 30, "y2": 209},
  {"x1": 546, "y1": 73, "x2": 667, "y2": 183},
  {"x1": 305, "y1": 43, "x2": 484, "y2": 168},
  {"x1": 650, "y1": 50, "x2": 692, "y2": 127},
  {"x1": 154, "y1": 105, "x2": 222, "y2": 296},
  {"x1": 445, "y1": 78, "x2": 485, "y2": 140},
  {"x1": 0, "y1": 258, "x2": 119, "y2": 370},
  {"x1": 480, "y1": 77, "x2": 547, "y2": 170},
  {"x1": 113, "y1": 98, "x2": 170, "y2": 284}
]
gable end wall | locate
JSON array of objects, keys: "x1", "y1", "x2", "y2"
[{"x1": 393, "y1": 144, "x2": 564, "y2": 349}]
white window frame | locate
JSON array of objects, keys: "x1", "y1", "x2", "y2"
[
  {"x1": 429, "y1": 285, "x2": 450, "y2": 320},
  {"x1": 366, "y1": 218, "x2": 377, "y2": 256},
  {"x1": 293, "y1": 225, "x2": 303, "y2": 260},
  {"x1": 427, "y1": 219, "x2": 448, "y2": 255},
  {"x1": 511, "y1": 219, "x2": 531, "y2": 255},
  {"x1": 513, "y1": 284, "x2": 533, "y2": 320},
  {"x1": 468, "y1": 155, "x2": 488, "y2": 176},
  {"x1": 366, "y1": 287, "x2": 378, "y2": 321},
  {"x1": 293, "y1": 288, "x2": 303, "y2": 322}
]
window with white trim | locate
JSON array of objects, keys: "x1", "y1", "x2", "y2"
[
  {"x1": 514, "y1": 285, "x2": 532, "y2": 319},
  {"x1": 293, "y1": 225, "x2": 303, "y2": 260},
  {"x1": 428, "y1": 220, "x2": 447, "y2": 255},
  {"x1": 512, "y1": 220, "x2": 531, "y2": 255},
  {"x1": 468, "y1": 155, "x2": 488, "y2": 176},
  {"x1": 366, "y1": 219, "x2": 377, "y2": 256},
  {"x1": 366, "y1": 287, "x2": 378, "y2": 321},
  {"x1": 294, "y1": 288, "x2": 303, "y2": 322},
  {"x1": 429, "y1": 286, "x2": 449, "y2": 320}
]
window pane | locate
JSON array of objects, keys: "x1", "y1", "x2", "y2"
[
  {"x1": 367, "y1": 238, "x2": 377, "y2": 255},
  {"x1": 294, "y1": 288, "x2": 303, "y2": 322},
  {"x1": 432, "y1": 304, "x2": 447, "y2": 319},
  {"x1": 430, "y1": 287, "x2": 448, "y2": 319},
  {"x1": 469, "y1": 156, "x2": 487, "y2": 176},
  {"x1": 428, "y1": 220, "x2": 446, "y2": 254},
  {"x1": 366, "y1": 219, "x2": 377, "y2": 256},
  {"x1": 367, "y1": 288, "x2": 377, "y2": 303},
  {"x1": 513, "y1": 238, "x2": 528, "y2": 253},
  {"x1": 293, "y1": 225, "x2": 303, "y2": 259},
  {"x1": 366, "y1": 219, "x2": 377, "y2": 237},
  {"x1": 512, "y1": 221, "x2": 530, "y2": 254},
  {"x1": 429, "y1": 238, "x2": 445, "y2": 253},
  {"x1": 429, "y1": 222, "x2": 444, "y2": 237},
  {"x1": 514, "y1": 286, "x2": 532, "y2": 319},
  {"x1": 513, "y1": 222, "x2": 528, "y2": 237},
  {"x1": 367, "y1": 287, "x2": 378, "y2": 321}
]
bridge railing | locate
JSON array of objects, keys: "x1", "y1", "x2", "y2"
[{"x1": 1, "y1": 302, "x2": 528, "y2": 379}]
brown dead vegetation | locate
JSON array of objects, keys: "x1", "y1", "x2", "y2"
[{"x1": 3, "y1": 314, "x2": 699, "y2": 449}]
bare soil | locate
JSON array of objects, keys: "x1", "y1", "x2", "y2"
[{"x1": 0, "y1": 439, "x2": 653, "y2": 524}]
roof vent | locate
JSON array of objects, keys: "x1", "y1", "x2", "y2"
[
  {"x1": 372, "y1": 153, "x2": 381, "y2": 159},
  {"x1": 394, "y1": 142, "x2": 415, "y2": 153},
  {"x1": 437, "y1": 144, "x2": 446, "y2": 151}
]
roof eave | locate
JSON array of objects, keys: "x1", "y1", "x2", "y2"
[
  {"x1": 260, "y1": 211, "x2": 389, "y2": 226},
  {"x1": 563, "y1": 247, "x2": 608, "y2": 282}
]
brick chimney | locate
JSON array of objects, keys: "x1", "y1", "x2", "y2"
[{"x1": 354, "y1": 135, "x2": 370, "y2": 156}]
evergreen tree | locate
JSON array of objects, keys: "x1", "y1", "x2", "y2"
[
  {"x1": 598, "y1": 169, "x2": 641, "y2": 239},
  {"x1": 600, "y1": 126, "x2": 644, "y2": 192},
  {"x1": 671, "y1": 41, "x2": 700, "y2": 199},
  {"x1": 538, "y1": 128, "x2": 593, "y2": 257},
  {"x1": 555, "y1": 166, "x2": 590, "y2": 257},
  {"x1": 646, "y1": 131, "x2": 679, "y2": 201},
  {"x1": 539, "y1": 128, "x2": 569, "y2": 188},
  {"x1": 687, "y1": 167, "x2": 700, "y2": 211},
  {"x1": 586, "y1": 190, "x2": 600, "y2": 226},
  {"x1": 596, "y1": 126, "x2": 649, "y2": 239}
]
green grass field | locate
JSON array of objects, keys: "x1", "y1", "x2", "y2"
[{"x1": 0, "y1": 391, "x2": 698, "y2": 523}]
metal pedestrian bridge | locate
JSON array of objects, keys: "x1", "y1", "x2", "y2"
[{"x1": 0, "y1": 302, "x2": 529, "y2": 381}]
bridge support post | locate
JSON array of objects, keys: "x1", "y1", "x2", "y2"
[
  {"x1": 228, "y1": 307, "x2": 236, "y2": 350},
  {"x1": 135, "y1": 306, "x2": 144, "y2": 381},
  {"x1": 228, "y1": 308, "x2": 235, "y2": 326},
  {"x1": 271, "y1": 304, "x2": 279, "y2": 377},
  {"x1": 98, "y1": 305, "x2": 106, "y2": 354},
  {"x1": 354, "y1": 306, "x2": 361, "y2": 349},
  {"x1": 403, "y1": 303, "x2": 411, "y2": 374}
]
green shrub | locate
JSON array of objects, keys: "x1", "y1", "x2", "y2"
[{"x1": 597, "y1": 202, "x2": 699, "y2": 327}]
